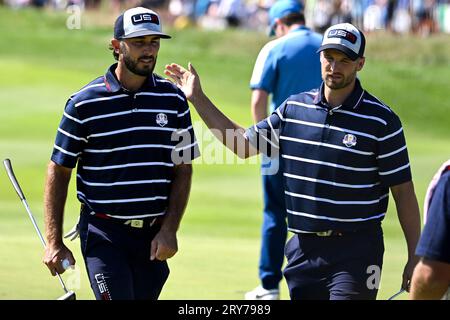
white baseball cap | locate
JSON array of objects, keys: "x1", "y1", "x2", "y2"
[
  {"x1": 114, "y1": 7, "x2": 171, "y2": 40},
  {"x1": 317, "y1": 23, "x2": 365, "y2": 60}
]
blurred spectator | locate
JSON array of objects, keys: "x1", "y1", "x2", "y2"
[
  {"x1": 363, "y1": 1, "x2": 383, "y2": 31},
  {"x1": 197, "y1": 0, "x2": 248, "y2": 29},
  {"x1": 217, "y1": 0, "x2": 246, "y2": 27},
  {"x1": 414, "y1": 0, "x2": 438, "y2": 36},
  {"x1": 2, "y1": 0, "x2": 449, "y2": 35},
  {"x1": 391, "y1": 0, "x2": 411, "y2": 34},
  {"x1": 169, "y1": 0, "x2": 196, "y2": 29},
  {"x1": 311, "y1": 0, "x2": 332, "y2": 32},
  {"x1": 329, "y1": 0, "x2": 352, "y2": 25}
]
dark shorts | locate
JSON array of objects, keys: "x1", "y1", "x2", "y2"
[
  {"x1": 79, "y1": 210, "x2": 169, "y2": 300},
  {"x1": 283, "y1": 225, "x2": 384, "y2": 300}
]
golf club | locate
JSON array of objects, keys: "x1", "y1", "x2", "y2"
[
  {"x1": 3, "y1": 158, "x2": 76, "y2": 300},
  {"x1": 387, "y1": 288, "x2": 406, "y2": 300}
]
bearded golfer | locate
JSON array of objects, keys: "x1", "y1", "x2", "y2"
[
  {"x1": 43, "y1": 7, "x2": 199, "y2": 300},
  {"x1": 165, "y1": 23, "x2": 421, "y2": 300}
]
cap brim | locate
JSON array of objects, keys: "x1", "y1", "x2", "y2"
[
  {"x1": 317, "y1": 44, "x2": 358, "y2": 60},
  {"x1": 121, "y1": 30, "x2": 171, "y2": 39}
]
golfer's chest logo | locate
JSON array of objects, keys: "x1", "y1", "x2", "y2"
[
  {"x1": 343, "y1": 134, "x2": 357, "y2": 147},
  {"x1": 156, "y1": 113, "x2": 168, "y2": 127}
]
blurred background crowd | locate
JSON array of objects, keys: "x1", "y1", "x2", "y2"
[{"x1": 2, "y1": 0, "x2": 450, "y2": 35}]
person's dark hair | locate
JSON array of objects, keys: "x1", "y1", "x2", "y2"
[
  {"x1": 109, "y1": 43, "x2": 119, "y2": 61},
  {"x1": 279, "y1": 12, "x2": 305, "y2": 26}
]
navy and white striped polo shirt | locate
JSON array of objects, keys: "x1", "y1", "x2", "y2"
[
  {"x1": 246, "y1": 79, "x2": 412, "y2": 233},
  {"x1": 51, "y1": 63, "x2": 200, "y2": 219}
]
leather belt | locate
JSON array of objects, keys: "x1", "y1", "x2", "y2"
[
  {"x1": 93, "y1": 212, "x2": 160, "y2": 229},
  {"x1": 301, "y1": 230, "x2": 347, "y2": 237},
  {"x1": 80, "y1": 204, "x2": 163, "y2": 229}
]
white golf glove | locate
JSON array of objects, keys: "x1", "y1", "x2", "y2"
[{"x1": 64, "y1": 216, "x2": 80, "y2": 241}]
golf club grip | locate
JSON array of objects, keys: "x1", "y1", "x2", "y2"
[{"x1": 3, "y1": 159, "x2": 26, "y2": 201}]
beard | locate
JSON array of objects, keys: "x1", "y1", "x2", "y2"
[
  {"x1": 324, "y1": 69, "x2": 357, "y2": 90},
  {"x1": 121, "y1": 43, "x2": 156, "y2": 77}
]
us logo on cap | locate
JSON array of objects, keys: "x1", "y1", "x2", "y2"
[
  {"x1": 343, "y1": 134, "x2": 357, "y2": 147},
  {"x1": 131, "y1": 13, "x2": 159, "y2": 25},
  {"x1": 156, "y1": 113, "x2": 168, "y2": 127}
]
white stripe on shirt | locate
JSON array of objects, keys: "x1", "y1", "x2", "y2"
[
  {"x1": 174, "y1": 141, "x2": 198, "y2": 152},
  {"x1": 77, "y1": 191, "x2": 167, "y2": 203},
  {"x1": 378, "y1": 127, "x2": 403, "y2": 141},
  {"x1": 260, "y1": 134, "x2": 280, "y2": 150},
  {"x1": 280, "y1": 135, "x2": 374, "y2": 156},
  {"x1": 281, "y1": 154, "x2": 378, "y2": 172},
  {"x1": 267, "y1": 117, "x2": 279, "y2": 143},
  {"x1": 287, "y1": 210, "x2": 386, "y2": 223},
  {"x1": 377, "y1": 145, "x2": 407, "y2": 159},
  {"x1": 71, "y1": 83, "x2": 106, "y2": 97},
  {"x1": 74, "y1": 94, "x2": 128, "y2": 107},
  {"x1": 379, "y1": 163, "x2": 410, "y2": 176},
  {"x1": 177, "y1": 108, "x2": 190, "y2": 117},
  {"x1": 136, "y1": 92, "x2": 185, "y2": 101},
  {"x1": 58, "y1": 128, "x2": 87, "y2": 142},
  {"x1": 285, "y1": 191, "x2": 389, "y2": 205},
  {"x1": 76, "y1": 174, "x2": 171, "y2": 186},
  {"x1": 333, "y1": 109, "x2": 387, "y2": 125},
  {"x1": 363, "y1": 98, "x2": 392, "y2": 113},
  {"x1": 283, "y1": 173, "x2": 380, "y2": 188},
  {"x1": 83, "y1": 144, "x2": 174, "y2": 153},
  {"x1": 82, "y1": 110, "x2": 133, "y2": 123},
  {"x1": 63, "y1": 112, "x2": 82, "y2": 124},
  {"x1": 87, "y1": 126, "x2": 176, "y2": 139},
  {"x1": 82, "y1": 162, "x2": 174, "y2": 170},
  {"x1": 175, "y1": 125, "x2": 194, "y2": 135},
  {"x1": 283, "y1": 118, "x2": 379, "y2": 141},
  {"x1": 276, "y1": 108, "x2": 285, "y2": 121},
  {"x1": 54, "y1": 145, "x2": 81, "y2": 157},
  {"x1": 286, "y1": 100, "x2": 327, "y2": 111}
]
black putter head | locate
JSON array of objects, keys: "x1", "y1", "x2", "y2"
[{"x1": 57, "y1": 290, "x2": 76, "y2": 300}]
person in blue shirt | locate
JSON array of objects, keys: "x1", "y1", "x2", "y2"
[
  {"x1": 247, "y1": 0, "x2": 322, "y2": 300},
  {"x1": 411, "y1": 160, "x2": 450, "y2": 300}
]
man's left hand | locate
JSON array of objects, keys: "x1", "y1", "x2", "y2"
[
  {"x1": 150, "y1": 228, "x2": 178, "y2": 261},
  {"x1": 402, "y1": 256, "x2": 420, "y2": 292}
]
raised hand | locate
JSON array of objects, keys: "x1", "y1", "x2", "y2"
[{"x1": 164, "y1": 63, "x2": 203, "y2": 103}]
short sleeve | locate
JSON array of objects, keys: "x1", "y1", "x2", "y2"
[
  {"x1": 171, "y1": 97, "x2": 200, "y2": 164},
  {"x1": 245, "y1": 103, "x2": 286, "y2": 157},
  {"x1": 377, "y1": 114, "x2": 412, "y2": 187},
  {"x1": 415, "y1": 172, "x2": 450, "y2": 263},
  {"x1": 51, "y1": 99, "x2": 87, "y2": 168},
  {"x1": 249, "y1": 42, "x2": 278, "y2": 93}
]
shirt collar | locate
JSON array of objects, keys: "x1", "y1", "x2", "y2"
[
  {"x1": 289, "y1": 25, "x2": 309, "y2": 34},
  {"x1": 314, "y1": 78, "x2": 365, "y2": 111},
  {"x1": 104, "y1": 63, "x2": 156, "y2": 93}
]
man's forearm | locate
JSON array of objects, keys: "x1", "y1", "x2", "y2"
[
  {"x1": 391, "y1": 181, "x2": 421, "y2": 257},
  {"x1": 162, "y1": 164, "x2": 193, "y2": 232},
  {"x1": 191, "y1": 93, "x2": 257, "y2": 158},
  {"x1": 410, "y1": 259, "x2": 450, "y2": 299},
  {"x1": 251, "y1": 89, "x2": 268, "y2": 123},
  {"x1": 44, "y1": 162, "x2": 72, "y2": 246}
]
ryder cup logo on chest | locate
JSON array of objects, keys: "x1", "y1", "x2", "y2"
[
  {"x1": 156, "y1": 113, "x2": 168, "y2": 127},
  {"x1": 343, "y1": 133, "x2": 357, "y2": 147}
]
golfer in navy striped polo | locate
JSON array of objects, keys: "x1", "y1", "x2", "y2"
[
  {"x1": 43, "y1": 7, "x2": 199, "y2": 300},
  {"x1": 166, "y1": 23, "x2": 421, "y2": 300}
]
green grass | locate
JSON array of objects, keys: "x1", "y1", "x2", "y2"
[{"x1": 0, "y1": 7, "x2": 449, "y2": 300}]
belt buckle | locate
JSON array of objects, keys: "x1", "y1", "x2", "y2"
[
  {"x1": 316, "y1": 230, "x2": 333, "y2": 237},
  {"x1": 125, "y1": 219, "x2": 144, "y2": 228}
]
